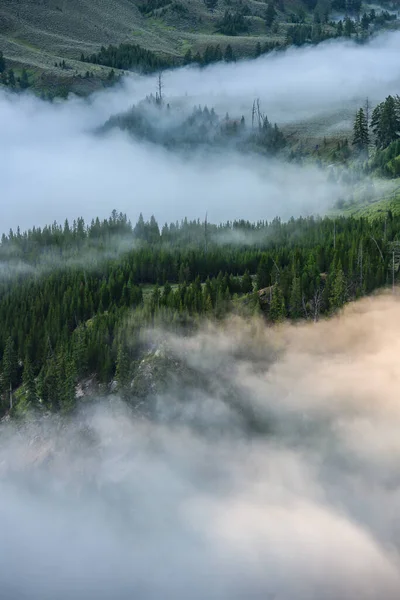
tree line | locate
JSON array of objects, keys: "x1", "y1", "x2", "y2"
[
  {"x1": 353, "y1": 95, "x2": 400, "y2": 176},
  {"x1": 1, "y1": 208, "x2": 399, "y2": 416},
  {"x1": 0, "y1": 52, "x2": 31, "y2": 91}
]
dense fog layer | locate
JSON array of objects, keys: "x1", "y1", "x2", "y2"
[
  {"x1": 2, "y1": 32, "x2": 400, "y2": 232},
  {"x1": 2, "y1": 294, "x2": 400, "y2": 599}
]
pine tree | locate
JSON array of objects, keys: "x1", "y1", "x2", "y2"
[
  {"x1": 8, "y1": 69, "x2": 15, "y2": 87},
  {"x1": 116, "y1": 343, "x2": 131, "y2": 395},
  {"x1": 361, "y1": 12, "x2": 369, "y2": 32},
  {"x1": 0, "y1": 51, "x2": 5, "y2": 73},
  {"x1": 265, "y1": 3, "x2": 277, "y2": 27},
  {"x1": 184, "y1": 49, "x2": 193, "y2": 65},
  {"x1": 73, "y1": 326, "x2": 88, "y2": 378},
  {"x1": 352, "y1": 108, "x2": 369, "y2": 154},
  {"x1": 371, "y1": 96, "x2": 400, "y2": 149},
  {"x1": 19, "y1": 69, "x2": 29, "y2": 90},
  {"x1": 1, "y1": 336, "x2": 18, "y2": 395},
  {"x1": 61, "y1": 356, "x2": 77, "y2": 414},
  {"x1": 289, "y1": 276, "x2": 302, "y2": 319},
  {"x1": 344, "y1": 17, "x2": 354, "y2": 37},
  {"x1": 329, "y1": 260, "x2": 346, "y2": 312},
  {"x1": 269, "y1": 284, "x2": 286, "y2": 322},
  {"x1": 256, "y1": 255, "x2": 273, "y2": 290},
  {"x1": 204, "y1": 0, "x2": 218, "y2": 11},
  {"x1": 22, "y1": 355, "x2": 38, "y2": 409},
  {"x1": 224, "y1": 45, "x2": 235, "y2": 62},
  {"x1": 241, "y1": 270, "x2": 253, "y2": 294},
  {"x1": 37, "y1": 355, "x2": 60, "y2": 411}
]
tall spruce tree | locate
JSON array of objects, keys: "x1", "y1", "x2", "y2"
[
  {"x1": 371, "y1": 96, "x2": 400, "y2": 149},
  {"x1": 352, "y1": 108, "x2": 369, "y2": 154},
  {"x1": 289, "y1": 276, "x2": 303, "y2": 319},
  {"x1": 116, "y1": 343, "x2": 131, "y2": 396},
  {"x1": 269, "y1": 284, "x2": 286, "y2": 322},
  {"x1": 22, "y1": 355, "x2": 39, "y2": 409},
  {"x1": 2, "y1": 336, "x2": 18, "y2": 395}
]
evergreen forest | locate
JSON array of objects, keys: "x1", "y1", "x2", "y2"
[{"x1": 1, "y1": 208, "x2": 399, "y2": 417}]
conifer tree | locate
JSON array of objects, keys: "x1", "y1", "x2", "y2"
[
  {"x1": 329, "y1": 260, "x2": 346, "y2": 312},
  {"x1": 19, "y1": 69, "x2": 29, "y2": 90},
  {"x1": 265, "y1": 3, "x2": 277, "y2": 27},
  {"x1": 289, "y1": 276, "x2": 302, "y2": 319},
  {"x1": 22, "y1": 355, "x2": 38, "y2": 409},
  {"x1": 61, "y1": 356, "x2": 77, "y2": 414},
  {"x1": 241, "y1": 270, "x2": 254, "y2": 294},
  {"x1": 269, "y1": 284, "x2": 286, "y2": 322},
  {"x1": 1, "y1": 336, "x2": 18, "y2": 395},
  {"x1": 8, "y1": 69, "x2": 15, "y2": 87},
  {"x1": 371, "y1": 96, "x2": 400, "y2": 149},
  {"x1": 224, "y1": 45, "x2": 235, "y2": 62},
  {"x1": 116, "y1": 343, "x2": 131, "y2": 395},
  {"x1": 352, "y1": 108, "x2": 369, "y2": 154}
]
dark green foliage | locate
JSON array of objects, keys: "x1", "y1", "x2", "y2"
[
  {"x1": 361, "y1": 12, "x2": 370, "y2": 32},
  {"x1": 224, "y1": 44, "x2": 236, "y2": 62},
  {"x1": 138, "y1": 0, "x2": 171, "y2": 15},
  {"x1": 269, "y1": 284, "x2": 285, "y2": 322},
  {"x1": 331, "y1": 0, "x2": 361, "y2": 13},
  {"x1": 353, "y1": 108, "x2": 369, "y2": 154},
  {"x1": 204, "y1": 0, "x2": 218, "y2": 10},
  {"x1": 103, "y1": 102, "x2": 275, "y2": 152},
  {"x1": 344, "y1": 16, "x2": 355, "y2": 37},
  {"x1": 329, "y1": 259, "x2": 346, "y2": 312},
  {"x1": 8, "y1": 69, "x2": 15, "y2": 87},
  {"x1": 286, "y1": 23, "x2": 328, "y2": 46},
  {"x1": 19, "y1": 69, "x2": 30, "y2": 90},
  {"x1": 241, "y1": 270, "x2": 253, "y2": 294},
  {"x1": 0, "y1": 51, "x2": 5, "y2": 73},
  {"x1": 216, "y1": 11, "x2": 248, "y2": 36},
  {"x1": 81, "y1": 43, "x2": 172, "y2": 73},
  {"x1": 22, "y1": 355, "x2": 39, "y2": 409},
  {"x1": 1, "y1": 336, "x2": 18, "y2": 396},
  {"x1": 371, "y1": 96, "x2": 400, "y2": 150},
  {"x1": 116, "y1": 342, "x2": 131, "y2": 396},
  {"x1": 1, "y1": 208, "x2": 400, "y2": 417},
  {"x1": 265, "y1": 3, "x2": 277, "y2": 27},
  {"x1": 289, "y1": 276, "x2": 302, "y2": 319}
]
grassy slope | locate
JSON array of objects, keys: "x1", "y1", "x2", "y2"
[
  {"x1": 340, "y1": 189, "x2": 400, "y2": 218},
  {"x1": 0, "y1": 0, "x2": 313, "y2": 93},
  {"x1": 328, "y1": 180, "x2": 400, "y2": 219}
]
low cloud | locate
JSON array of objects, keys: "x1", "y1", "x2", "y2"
[
  {"x1": 2, "y1": 32, "x2": 400, "y2": 233},
  {"x1": 2, "y1": 294, "x2": 400, "y2": 598}
]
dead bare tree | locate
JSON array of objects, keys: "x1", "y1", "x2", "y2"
[
  {"x1": 301, "y1": 294, "x2": 309, "y2": 320},
  {"x1": 156, "y1": 72, "x2": 163, "y2": 105},
  {"x1": 370, "y1": 235, "x2": 384, "y2": 263},
  {"x1": 310, "y1": 286, "x2": 323, "y2": 322},
  {"x1": 358, "y1": 241, "x2": 363, "y2": 290},
  {"x1": 388, "y1": 241, "x2": 400, "y2": 294},
  {"x1": 251, "y1": 98, "x2": 264, "y2": 131}
]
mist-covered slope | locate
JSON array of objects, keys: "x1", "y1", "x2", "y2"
[{"x1": 3, "y1": 295, "x2": 400, "y2": 599}]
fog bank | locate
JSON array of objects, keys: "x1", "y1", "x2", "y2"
[
  {"x1": 2, "y1": 31, "x2": 400, "y2": 232},
  {"x1": 2, "y1": 294, "x2": 400, "y2": 598}
]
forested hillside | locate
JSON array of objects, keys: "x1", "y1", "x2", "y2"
[
  {"x1": 1, "y1": 208, "x2": 399, "y2": 417},
  {"x1": 0, "y1": 0, "x2": 398, "y2": 97}
]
